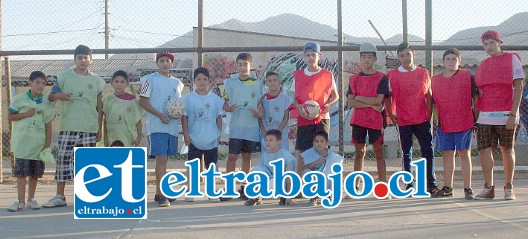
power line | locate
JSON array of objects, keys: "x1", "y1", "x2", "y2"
[{"x1": 3, "y1": 28, "x2": 99, "y2": 37}]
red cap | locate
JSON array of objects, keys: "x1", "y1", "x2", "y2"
[
  {"x1": 156, "y1": 52, "x2": 174, "y2": 62},
  {"x1": 481, "y1": 30, "x2": 502, "y2": 43}
]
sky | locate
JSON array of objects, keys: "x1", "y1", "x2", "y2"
[{"x1": 1, "y1": 0, "x2": 527, "y2": 60}]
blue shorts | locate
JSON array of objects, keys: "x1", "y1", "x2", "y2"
[
  {"x1": 436, "y1": 128, "x2": 472, "y2": 151},
  {"x1": 149, "y1": 133, "x2": 178, "y2": 156}
]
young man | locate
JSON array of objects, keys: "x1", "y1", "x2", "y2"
[
  {"x1": 293, "y1": 42, "x2": 339, "y2": 177},
  {"x1": 431, "y1": 48, "x2": 477, "y2": 199},
  {"x1": 140, "y1": 52, "x2": 184, "y2": 207},
  {"x1": 347, "y1": 43, "x2": 388, "y2": 185},
  {"x1": 474, "y1": 30, "x2": 525, "y2": 200},
  {"x1": 222, "y1": 53, "x2": 263, "y2": 200},
  {"x1": 386, "y1": 43, "x2": 439, "y2": 193},
  {"x1": 44, "y1": 45, "x2": 106, "y2": 208}
]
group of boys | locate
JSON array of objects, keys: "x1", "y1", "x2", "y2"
[{"x1": 7, "y1": 29, "x2": 524, "y2": 212}]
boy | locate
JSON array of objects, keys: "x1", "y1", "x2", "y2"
[
  {"x1": 103, "y1": 70, "x2": 142, "y2": 147},
  {"x1": 222, "y1": 53, "x2": 263, "y2": 200},
  {"x1": 182, "y1": 67, "x2": 224, "y2": 203},
  {"x1": 299, "y1": 130, "x2": 343, "y2": 206},
  {"x1": 293, "y1": 42, "x2": 339, "y2": 177},
  {"x1": 43, "y1": 45, "x2": 106, "y2": 208},
  {"x1": 259, "y1": 71, "x2": 292, "y2": 151},
  {"x1": 431, "y1": 48, "x2": 477, "y2": 199},
  {"x1": 347, "y1": 43, "x2": 388, "y2": 185},
  {"x1": 386, "y1": 43, "x2": 439, "y2": 193},
  {"x1": 474, "y1": 30, "x2": 525, "y2": 200},
  {"x1": 140, "y1": 52, "x2": 184, "y2": 207},
  {"x1": 244, "y1": 129, "x2": 297, "y2": 206},
  {"x1": 8, "y1": 71, "x2": 55, "y2": 212}
]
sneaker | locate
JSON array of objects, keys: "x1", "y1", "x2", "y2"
[
  {"x1": 464, "y1": 188, "x2": 474, "y2": 200},
  {"x1": 157, "y1": 195, "x2": 170, "y2": 207},
  {"x1": 279, "y1": 197, "x2": 286, "y2": 205},
  {"x1": 154, "y1": 194, "x2": 175, "y2": 203},
  {"x1": 427, "y1": 186, "x2": 441, "y2": 194},
  {"x1": 184, "y1": 197, "x2": 195, "y2": 202},
  {"x1": 405, "y1": 183, "x2": 414, "y2": 191},
  {"x1": 474, "y1": 186, "x2": 495, "y2": 200},
  {"x1": 308, "y1": 198, "x2": 319, "y2": 207},
  {"x1": 238, "y1": 186, "x2": 248, "y2": 200},
  {"x1": 244, "y1": 197, "x2": 263, "y2": 206},
  {"x1": 42, "y1": 195, "x2": 67, "y2": 208},
  {"x1": 432, "y1": 186, "x2": 453, "y2": 198},
  {"x1": 27, "y1": 198, "x2": 41, "y2": 210},
  {"x1": 8, "y1": 201, "x2": 25, "y2": 212},
  {"x1": 208, "y1": 197, "x2": 221, "y2": 203},
  {"x1": 504, "y1": 184, "x2": 515, "y2": 200}
]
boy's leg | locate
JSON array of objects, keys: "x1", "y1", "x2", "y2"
[
  {"x1": 55, "y1": 131, "x2": 79, "y2": 196},
  {"x1": 459, "y1": 149, "x2": 472, "y2": 189},
  {"x1": 368, "y1": 128, "x2": 386, "y2": 183},
  {"x1": 352, "y1": 125, "x2": 368, "y2": 173},
  {"x1": 497, "y1": 125, "x2": 516, "y2": 187},
  {"x1": 442, "y1": 151, "x2": 456, "y2": 188},
  {"x1": 398, "y1": 125, "x2": 413, "y2": 174},
  {"x1": 295, "y1": 124, "x2": 317, "y2": 175},
  {"x1": 28, "y1": 177, "x2": 38, "y2": 199},
  {"x1": 155, "y1": 155, "x2": 169, "y2": 196},
  {"x1": 17, "y1": 177, "x2": 26, "y2": 203},
  {"x1": 227, "y1": 138, "x2": 243, "y2": 173},
  {"x1": 414, "y1": 121, "x2": 437, "y2": 189},
  {"x1": 477, "y1": 125, "x2": 496, "y2": 188}
]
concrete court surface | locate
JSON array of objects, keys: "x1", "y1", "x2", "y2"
[{"x1": 1, "y1": 178, "x2": 527, "y2": 239}]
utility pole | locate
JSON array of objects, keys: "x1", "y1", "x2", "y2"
[
  {"x1": 105, "y1": 0, "x2": 110, "y2": 59},
  {"x1": 402, "y1": 0, "x2": 408, "y2": 43}
]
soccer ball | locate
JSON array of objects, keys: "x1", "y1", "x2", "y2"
[
  {"x1": 166, "y1": 98, "x2": 185, "y2": 119},
  {"x1": 302, "y1": 100, "x2": 321, "y2": 120}
]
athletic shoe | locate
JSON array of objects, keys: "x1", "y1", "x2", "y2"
[
  {"x1": 308, "y1": 198, "x2": 319, "y2": 207},
  {"x1": 504, "y1": 185, "x2": 515, "y2": 200},
  {"x1": 219, "y1": 197, "x2": 233, "y2": 201},
  {"x1": 432, "y1": 186, "x2": 453, "y2": 198},
  {"x1": 43, "y1": 195, "x2": 67, "y2": 208},
  {"x1": 208, "y1": 197, "x2": 221, "y2": 203},
  {"x1": 244, "y1": 197, "x2": 263, "y2": 206},
  {"x1": 405, "y1": 183, "x2": 414, "y2": 191},
  {"x1": 474, "y1": 186, "x2": 495, "y2": 200},
  {"x1": 27, "y1": 198, "x2": 41, "y2": 210},
  {"x1": 464, "y1": 188, "x2": 474, "y2": 200},
  {"x1": 279, "y1": 197, "x2": 286, "y2": 205},
  {"x1": 184, "y1": 197, "x2": 195, "y2": 202},
  {"x1": 427, "y1": 186, "x2": 441, "y2": 194},
  {"x1": 8, "y1": 201, "x2": 25, "y2": 212},
  {"x1": 238, "y1": 186, "x2": 248, "y2": 200},
  {"x1": 157, "y1": 195, "x2": 170, "y2": 207},
  {"x1": 154, "y1": 194, "x2": 175, "y2": 203}
]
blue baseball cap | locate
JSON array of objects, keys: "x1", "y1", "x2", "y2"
[{"x1": 303, "y1": 42, "x2": 321, "y2": 53}]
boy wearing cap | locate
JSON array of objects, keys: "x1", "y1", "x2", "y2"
[
  {"x1": 347, "y1": 43, "x2": 389, "y2": 185},
  {"x1": 44, "y1": 45, "x2": 106, "y2": 208},
  {"x1": 431, "y1": 48, "x2": 478, "y2": 199},
  {"x1": 386, "y1": 43, "x2": 439, "y2": 194},
  {"x1": 222, "y1": 53, "x2": 263, "y2": 200},
  {"x1": 293, "y1": 42, "x2": 339, "y2": 176},
  {"x1": 139, "y1": 52, "x2": 184, "y2": 207},
  {"x1": 474, "y1": 30, "x2": 525, "y2": 200}
]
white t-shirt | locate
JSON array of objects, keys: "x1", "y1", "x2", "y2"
[
  {"x1": 303, "y1": 68, "x2": 337, "y2": 119},
  {"x1": 477, "y1": 55, "x2": 525, "y2": 125}
]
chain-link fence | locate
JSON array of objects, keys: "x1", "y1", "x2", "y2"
[{"x1": 2, "y1": 0, "x2": 528, "y2": 177}]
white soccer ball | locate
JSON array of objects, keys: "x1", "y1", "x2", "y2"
[
  {"x1": 302, "y1": 100, "x2": 321, "y2": 120},
  {"x1": 166, "y1": 98, "x2": 185, "y2": 119}
]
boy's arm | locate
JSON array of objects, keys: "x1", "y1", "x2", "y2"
[
  {"x1": 216, "y1": 114, "x2": 222, "y2": 142},
  {"x1": 321, "y1": 87, "x2": 339, "y2": 114},
  {"x1": 354, "y1": 94, "x2": 385, "y2": 106},
  {"x1": 97, "y1": 95, "x2": 103, "y2": 142},
  {"x1": 134, "y1": 120, "x2": 142, "y2": 147},
  {"x1": 182, "y1": 115, "x2": 190, "y2": 146},
  {"x1": 305, "y1": 157, "x2": 326, "y2": 170},
  {"x1": 139, "y1": 96, "x2": 169, "y2": 124},
  {"x1": 7, "y1": 109, "x2": 35, "y2": 121},
  {"x1": 44, "y1": 121, "x2": 52, "y2": 149},
  {"x1": 425, "y1": 89, "x2": 433, "y2": 121},
  {"x1": 258, "y1": 118, "x2": 266, "y2": 137},
  {"x1": 385, "y1": 96, "x2": 397, "y2": 124},
  {"x1": 507, "y1": 78, "x2": 525, "y2": 130},
  {"x1": 278, "y1": 110, "x2": 290, "y2": 132},
  {"x1": 103, "y1": 113, "x2": 109, "y2": 146}
]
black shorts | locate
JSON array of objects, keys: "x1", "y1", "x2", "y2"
[
  {"x1": 228, "y1": 138, "x2": 260, "y2": 155},
  {"x1": 351, "y1": 124, "x2": 383, "y2": 145},
  {"x1": 188, "y1": 143, "x2": 218, "y2": 169},
  {"x1": 14, "y1": 158, "x2": 45, "y2": 178},
  {"x1": 295, "y1": 119, "x2": 330, "y2": 151}
]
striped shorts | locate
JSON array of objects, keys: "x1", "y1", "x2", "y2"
[
  {"x1": 55, "y1": 131, "x2": 97, "y2": 182},
  {"x1": 476, "y1": 124, "x2": 516, "y2": 151}
]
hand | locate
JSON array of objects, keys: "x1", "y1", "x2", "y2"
[
  {"x1": 318, "y1": 156, "x2": 326, "y2": 165},
  {"x1": 225, "y1": 103, "x2": 238, "y2": 112},
  {"x1": 320, "y1": 103, "x2": 330, "y2": 114},
  {"x1": 506, "y1": 115, "x2": 517, "y2": 130},
  {"x1": 133, "y1": 136, "x2": 141, "y2": 147},
  {"x1": 371, "y1": 105, "x2": 383, "y2": 112},
  {"x1": 104, "y1": 137, "x2": 109, "y2": 147},
  {"x1": 261, "y1": 129, "x2": 267, "y2": 138},
  {"x1": 57, "y1": 93, "x2": 73, "y2": 101},
  {"x1": 184, "y1": 136, "x2": 190, "y2": 146},
  {"x1": 159, "y1": 114, "x2": 170, "y2": 124},
  {"x1": 250, "y1": 105, "x2": 263, "y2": 119},
  {"x1": 24, "y1": 108, "x2": 36, "y2": 117},
  {"x1": 389, "y1": 114, "x2": 398, "y2": 125},
  {"x1": 296, "y1": 104, "x2": 308, "y2": 119}
]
